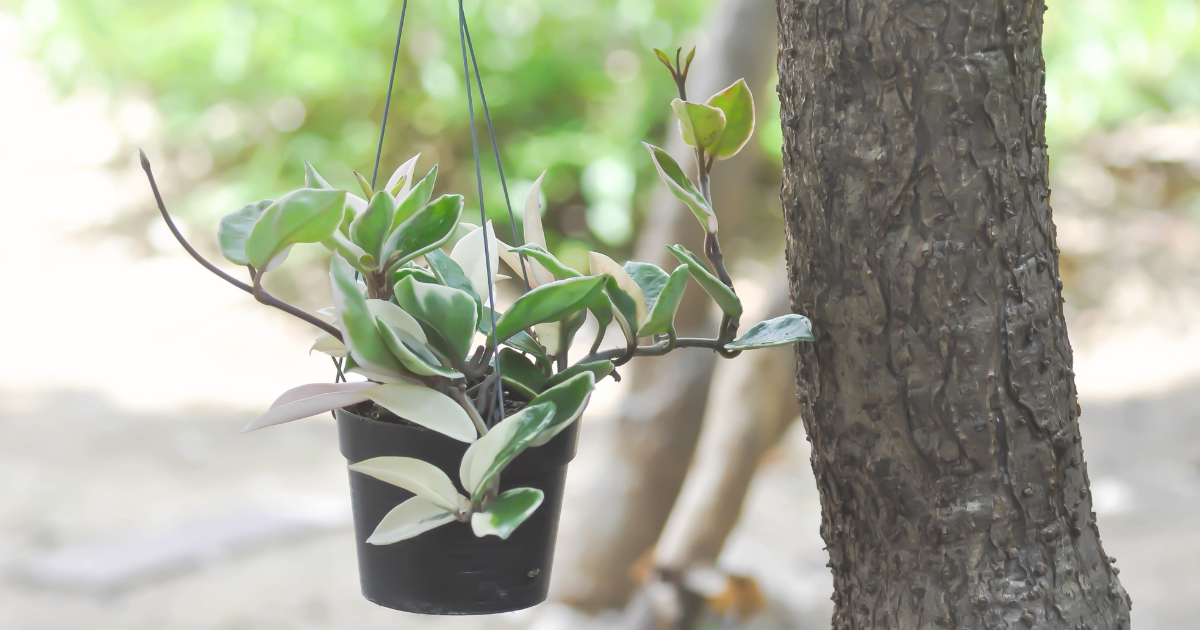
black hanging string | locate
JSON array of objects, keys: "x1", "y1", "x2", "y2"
[
  {"x1": 371, "y1": 0, "x2": 410, "y2": 190},
  {"x1": 457, "y1": 0, "x2": 506, "y2": 425},
  {"x1": 334, "y1": 0, "x2": 409, "y2": 385},
  {"x1": 336, "y1": 1, "x2": 529, "y2": 423},
  {"x1": 460, "y1": 20, "x2": 531, "y2": 292}
]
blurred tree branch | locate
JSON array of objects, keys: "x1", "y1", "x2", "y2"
[
  {"x1": 622, "y1": 276, "x2": 796, "y2": 630},
  {"x1": 552, "y1": 0, "x2": 779, "y2": 610}
]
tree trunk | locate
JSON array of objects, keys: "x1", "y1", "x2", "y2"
[
  {"x1": 777, "y1": 1, "x2": 1132, "y2": 629},
  {"x1": 553, "y1": 0, "x2": 778, "y2": 610}
]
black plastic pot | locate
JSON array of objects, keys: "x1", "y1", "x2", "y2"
[{"x1": 334, "y1": 406, "x2": 580, "y2": 615}]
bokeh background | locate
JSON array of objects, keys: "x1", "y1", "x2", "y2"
[{"x1": 1, "y1": 0, "x2": 1199, "y2": 628}]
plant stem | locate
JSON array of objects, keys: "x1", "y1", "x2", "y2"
[
  {"x1": 452, "y1": 387, "x2": 488, "y2": 437},
  {"x1": 140, "y1": 151, "x2": 344, "y2": 343},
  {"x1": 581, "y1": 336, "x2": 732, "y2": 364},
  {"x1": 673, "y1": 69, "x2": 739, "y2": 343},
  {"x1": 249, "y1": 272, "x2": 344, "y2": 341},
  {"x1": 613, "y1": 330, "x2": 639, "y2": 367},
  {"x1": 461, "y1": 346, "x2": 488, "y2": 382}
]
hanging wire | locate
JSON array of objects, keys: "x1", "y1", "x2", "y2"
[
  {"x1": 457, "y1": 0, "x2": 506, "y2": 425},
  {"x1": 371, "y1": 0, "x2": 410, "y2": 189},
  {"x1": 460, "y1": 20, "x2": 531, "y2": 292},
  {"x1": 337, "y1": 1, "x2": 527, "y2": 423},
  {"x1": 334, "y1": 0, "x2": 409, "y2": 384}
]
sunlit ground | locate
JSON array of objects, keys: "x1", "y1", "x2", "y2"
[{"x1": 2, "y1": 9, "x2": 1200, "y2": 630}]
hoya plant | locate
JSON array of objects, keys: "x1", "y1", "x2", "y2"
[{"x1": 141, "y1": 47, "x2": 813, "y2": 548}]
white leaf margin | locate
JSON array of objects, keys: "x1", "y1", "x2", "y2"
[
  {"x1": 364, "y1": 382, "x2": 478, "y2": 443},
  {"x1": 347, "y1": 456, "x2": 465, "y2": 511},
  {"x1": 365, "y1": 495, "x2": 456, "y2": 545},
  {"x1": 450, "y1": 221, "x2": 499, "y2": 300}
]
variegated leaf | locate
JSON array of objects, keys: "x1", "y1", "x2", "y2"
[{"x1": 365, "y1": 496, "x2": 456, "y2": 545}]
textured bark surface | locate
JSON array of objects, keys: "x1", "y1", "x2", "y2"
[
  {"x1": 553, "y1": 0, "x2": 777, "y2": 610},
  {"x1": 777, "y1": 1, "x2": 1132, "y2": 628}
]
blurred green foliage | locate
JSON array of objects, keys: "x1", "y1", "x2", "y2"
[
  {"x1": 21, "y1": 0, "x2": 708, "y2": 262},
  {"x1": 15, "y1": 0, "x2": 1200, "y2": 259},
  {"x1": 1043, "y1": 0, "x2": 1200, "y2": 147}
]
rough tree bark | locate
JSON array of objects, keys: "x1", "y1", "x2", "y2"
[
  {"x1": 554, "y1": 0, "x2": 777, "y2": 610},
  {"x1": 778, "y1": 1, "x2": 1132, "y2": 629}
]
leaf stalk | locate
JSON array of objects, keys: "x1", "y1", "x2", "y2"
[{"x1": 140, "y1": 151, "x2": 344, "y2": 343}]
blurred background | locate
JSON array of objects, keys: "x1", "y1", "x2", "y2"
[{"x1": 1, "y1": 0, "x2": 1199, "y2": 628}]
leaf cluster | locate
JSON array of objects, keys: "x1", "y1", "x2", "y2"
[{"x1": 152, "y1": 48, "x2": 815, "y2": 546}]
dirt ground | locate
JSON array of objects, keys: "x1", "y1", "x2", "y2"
[{"x1": 0, "y1": 377, "x2": 1196, "y2": 630}]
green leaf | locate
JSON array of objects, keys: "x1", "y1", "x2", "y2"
[
  {"x1": 667, "y1": 244, "x2": 743, "y2": 318},
  {"x1": 509, "y1": 244, "x2": 582, "y2": 280},
  {"x1": 376, "y1": 318, "x2": 462, "y2": 379},
  {"x1": 506, "y1": 244, "x2": 603, "y2": 351},
  {"x1": 425, "y1": 249, "x2": 483, "y2": 317},
  {"x1": 381, "y1": 194, "x2": 464, "y2": 269},
  {"x1": 392, "y1": 264, "x2": 439, "y2": 286},
  {"x1": 528, "y1": 372, "x2": 595, "y2": 447},
  {"x1": 449, "y1": 222, "x2": 499, "y2": 299},
  {"x1": 705, "y1": 78, "x2": 756, "y2": 160},
  {"x1": 497, "y1": 348, "x2": 548, "y2": 399},
  {"x1": 623, "y1": 261, "x2": 670, "y2": 310},
  {"x1": 217, "y1": 199, "x2": 272, "y2": 266},
  {"x1": 350, "y1": 191, "x2": 395, "y2": 258},
  {"x1": 365, "y1": 495, "x2": 455, "y2": 545},
  {"x1": 304, "y1": 160, "x2": 363, "y2": 233},
  {"x1": 347, "y1": 456, "x2": 463, "y2": 511},
  {"x1": 391, "y1": 164, "x2": 437, "y2": 231},
  {"x1": 643, "y1": 143, "x2": 718, "y2": 234},
  {"x1": 520, "y1": 171, "x2": 555, "y2": 285},
  {"x1": 637, "y1": 264, "x2": 690, "y2": 337},
  {"x1": 542, "y1": 360, "x2": 612, "y2": 390},
  {"x1": 330, "y1": 254, "x2": 403, "y2": 375},
  {"x1": 653, "y1": 47, "x2": 673, "y2": 71},
  {"x1": 471, "y1": 487, "x2": 544, "y2": 539},
  {"x1": 303, "y1": 159, "x2": 332, "y2": 189},
  {"x1": 367, "y1": 299, "x2": 428, "y2": 344},
  {"x1": 602, "y1": 274, "x2": 639, "y2": 345},
  {"x1": 362, "y1": 382, "x2": 478, "y2": 443},
  {"x1": 459, "y1": 402, "x2": 557, "y2": 502},
  {"x1": 672, "y1": 98, "x2": 727, "y2": 150},
  {"x1": 323, "y1": 232, "x2": 374, "y2": 271},
  {"x1": 384, "y1": 154, "x2": 421, "y2": 199},
  {"x1": 479, "y1": 308, "x2": 547, "y2": 361},
  {"x1": 246, "y1": 188, "x2": 347, "y2": 270},
  {"x1": 490, "y1": 276, "x2": 606, "y2": 346},
  {"x1": 353, "y1": 170, "x2": 374, "y2": 198},
  {"x1": 724, "y1": 314, "x2": 815, "y2": 351},
  {"x1": 590, "y1": 251, "x2": 648, "y2": 326},
  {"x1": 393, "y1": 275, "x2": 479, "y2": 362}
]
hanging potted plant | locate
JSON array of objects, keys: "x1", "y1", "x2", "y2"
[{"x1": 140, "y1": 46, "x2": 813, "y2": 615}]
